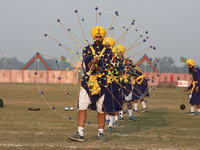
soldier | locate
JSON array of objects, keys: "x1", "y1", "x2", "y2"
[
  {"x1": 184, "y1": 59, "x2": 200, "y2": 115},
  {"x1": 68, "y1": 26, "x2": 112, "y2": 142}
]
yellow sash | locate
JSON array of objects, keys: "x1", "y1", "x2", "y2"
[
  {"x1": 87, "y1": 46, "x2": 106, "y2": 95},
  {"x1": 120, "y1": 73, "x2": 129, "y2": 83},
  {"x1": 107, "y1": 70, "x2": 119, "y2": 85},
  {"x1": 191, "y1": 74, "x2": 198, "y2": 93},
  {"x1": 90, "y1": 46, "x2": 106, "y2": 59},
  {"x1": 132, "y1": 75, "x2": 145, "y2": 85},
  {"x1": 88, "y1": 73, "x2": 103, "y2": 95},
  {"x1": 120, "y1": 59, "x2": 131, "y2": 83}
]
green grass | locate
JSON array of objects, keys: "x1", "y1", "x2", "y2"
[{"x1": 0, "y1": 83, "x2": 200, "y2": 150}]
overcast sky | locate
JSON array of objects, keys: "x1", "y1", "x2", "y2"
[{"x1": 0, "y1": 0, "x2": 199, "y2": 66}]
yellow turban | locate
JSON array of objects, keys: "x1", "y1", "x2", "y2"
[
  {"x1": 186, "y1": 59, "x2": 195, "y2": 66},
  {"x1": 103, "y1": 37, "x2": 115, "y2": 48},
  {"x1": 116, "y1": 45, "x2": 126, "y2": 54},
  {"x1": 112, "y1": 47, "x2": 117, "y2": 53},
  {"x1": 91, "y1": 26, "x2": 106, "y2": 39}
]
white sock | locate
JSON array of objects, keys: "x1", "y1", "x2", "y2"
[
  {"x1": 114, "y1": 115, "x2": 118, "y2": 122},
  {"x1": 134, "y1": 103, "x2": 138, "y2": 111},
  {"x1": 98, "y1": 129, "x2": 104, "y2": 136},
  {"x1": 198, "y1": 109, "x2": 200, "y2": 113},
  {"x1": 106, "y1": 115, "x2": 109, "y2": 120},
  {"x1": 108, "y1": 116, "x2": 114, "y2": 127},
  {"x1": 119, "y1": 111, "x2": 123, "y2": 118},
  {"x1": 191, "y1": 106, "x2": 195, "y2": 112},
  {"x1": 78, "y1": 127, "x2": 84, "y2": 137},
  {"x1": 141, "y1": 101, "x2": 146, "y2": 109},
  {"x1": 128, "y1": 109, "x2": 133, "y2": 117}
]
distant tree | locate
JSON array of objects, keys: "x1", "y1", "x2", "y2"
[
  {"x1": 0, "y1": 56, "x2": 198, "y2": 73},
  {"x1": 160, "y1": 56, "x2": 175, "y2": 73},
  {"x1": 0, "y1": 57, "x2": 24, "y2": 70}
]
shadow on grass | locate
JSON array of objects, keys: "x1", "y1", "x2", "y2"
[
  {"x1": 81, "y1": 107, "x2": 170, "y2": 143},
  {"x1": 112, "y1": 107, "x2": 170, "y2": 137}
]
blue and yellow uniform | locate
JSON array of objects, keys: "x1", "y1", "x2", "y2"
[
  {"x1": 80, "y1": 43, "x2": 112, "y2": 111},
  {"x1": 132, "y1": 66, "x2": 149, "y2": 100},
  {"x1": 104, "y1": 52, "x2": 123, "y2": 113},
  {"x1": 187, "y1": 63, "x2": 200, "y2": 105},
  {"x1": 69, "y1": 26, "x2": 111, "y2": 142},
  {"x1": 120, "y1": 57, "x2": 133, "y2": 101},
  {"x1": 185, "y1": 59, "x2": 200, "y2": 116},
  {"x1": 78, "y1": 26, "x2": 112, "y2": 113}
]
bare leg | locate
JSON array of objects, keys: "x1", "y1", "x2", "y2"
[
  {"x1": 78, "y1": 110, "x2": 87, "y2": 127},
  {"x1": 98, "y1": 112, "x2": 105, "y2": 129},
  {"x1": 68, "y1": 109, "x2": 86, "y2": 141},
  {"x1": 109, "y1": 113, "x2": 114, "y2": 117},
  {"x1": 114, "y1": 111, "x2": 119, "y2": 117}
]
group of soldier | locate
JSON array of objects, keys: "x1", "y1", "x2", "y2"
[
  {"x1": 68, "y1": 25, "x2": 200, "y2": 142},
  {"x1": 68, "y1": 26, "x2": 150, "y2": 142}
]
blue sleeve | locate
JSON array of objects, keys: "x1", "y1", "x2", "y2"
[
  {"x1": 194, "y1": 68, "x2": 200, "y2": 87},
  {"x1": 188, "y1": 82, "x2": 193, "y2": 90},
  {"x1": 82, "y1": 47, "x2": 92, "y2": 72}
]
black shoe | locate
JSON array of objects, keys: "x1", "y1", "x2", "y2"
[
  {"x1": 97, "y1": 133, "x2": 106, "y2": 142},
  {"x1": 108, "y1": 126, "x2": 113, "y2": 133},
  {"x1": 68, "y1": 132, "x2": 85, "y2": 142},
  {"x1": 141, "y1": 107, "x2": 148, "y2": 113}
]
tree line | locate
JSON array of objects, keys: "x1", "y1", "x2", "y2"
[{"x1": 0, "y1": 56, "x2": 193, "y2": 73}]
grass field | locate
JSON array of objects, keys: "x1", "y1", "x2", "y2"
[{"x1": 1, "y1": 83, "x2": 200, "y2": 150}]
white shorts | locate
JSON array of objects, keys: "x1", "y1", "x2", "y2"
[
  {"x1": 124, "y1": 92, "x2": 132, "y2": 101},
  {"x1": 78, "y1": 88, "x2": 105, "y2": 113}
]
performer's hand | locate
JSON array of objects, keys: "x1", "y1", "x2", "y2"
[
  {"x1": 184, "y1": 89, "x2": 189, "y2": 92},
  {"x1": 92, "y1": 57, "x2": 98, "y2": 64},
  {"x1": 91, "y1": 65, "x2": 96, "y2": 70},
  {"x1": 88, "y1": 62, "x2": 96, "y2": 70},
  {"x1": 195, "y1": 87, "x2": 199, "y2": 93}
]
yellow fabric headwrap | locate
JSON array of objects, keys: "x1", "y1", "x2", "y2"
[
  {"x1": 116, "y1": 45, "x2": 125, "y2": 54},
  {"x1": 102, "y1": 37, "x2": 115, "y2": 48},
  {"x1": 112, "y1": 47, "x2": 117, "y2": 54},
  {"x1": 186, "y1": 59, "x2": 195, "y2": 66},
  {"x1": 91, "y1": 26, "x2": 106, "y2": 39}
]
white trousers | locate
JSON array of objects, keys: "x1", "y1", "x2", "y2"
[
  {"x1": 124, "y1": 92, "x2": 132, "y2": 101},
  {"x1": 78, "y1": 88, "x2": 105, "y2": 113}
]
